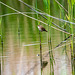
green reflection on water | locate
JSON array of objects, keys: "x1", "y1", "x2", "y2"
[{"x1": 0, "y1": 0, "x2": 75, "y2": 75}]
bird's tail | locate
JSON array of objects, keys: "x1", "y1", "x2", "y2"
[{"x1": 45, "y1": 30, "x2": 48, "y2": 32}]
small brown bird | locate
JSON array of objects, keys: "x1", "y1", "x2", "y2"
[{"x1": 38, "y1": 25, "x2": 47, "y2": 32}]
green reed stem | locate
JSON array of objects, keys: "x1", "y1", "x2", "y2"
[
  {"x1": 45, "y1": 0, "x2": 54, "y2": 74},
  {"x1": 35, "y1": 0, "x2": 42, "y2": 74},
  {"x1": 0, "y1": 16, "x2": 3, "y2": 75},
  {"x1": 35, "y1": 1, "x2": 42, "y2": 74},
  {"x1": 17, "y1": 15, "x2": 21, "y2": 47},
  {"x1": 39, "y1": 31, "x2": 42, "y2": 75},
  {"x1": 68, "y1": 0, "x2": 74, "y2": 75}
]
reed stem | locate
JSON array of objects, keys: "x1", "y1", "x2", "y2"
[{"x1": 39, "y1": 31, "x2": 42, "y2": 75}]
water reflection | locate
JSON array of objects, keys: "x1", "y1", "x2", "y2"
[
  {"x1": 0, "y1": 17, "x2": 73, "y2": 75},
  {"x1": 0, "y1": 0, "x2": 74, "y2": 75}
]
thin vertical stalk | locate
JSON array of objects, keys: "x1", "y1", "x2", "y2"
[
  {"x1": 1, "y1": 18, "x2": 3, "y2": 75},
  {"x1": 47, "y1": 0, "x2": 54, "y2": 74},
  {"x1": 35, "y1": 1, "x2": 42, "y2": 74},
  {"x1": 68, "y1": 0, "x2": 74, "y2": 55},
  {"x1": 35, "y1": 0, "x2": 39, "y2": 26},
  {"x1": 35, "y1": 0, "x2": 38, "y2": 19},
  {"x1": 43, "y1": 0, "x2": 54, "y2": 74},
  {"x1": 17, "y1": 16, "x2": 20, "y2": 47},
  {"x1": 49, "y1": 22, "x2": 54, "y2": 75},
  {"x1": 17, "y1": 15, "x2": 23, "y2": 75},
  {"x1": 39, "y1": 31, "x2": 42, "y2": 75},
  {"x1": 1, "y1": 36, "x2": 3, "y2": 75},
  {"x1": 68, "y1": 0, "x2": 74, "y2": 75}
]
